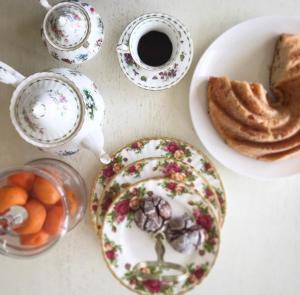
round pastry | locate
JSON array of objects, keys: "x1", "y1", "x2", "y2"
[
  {"x1": 208, "y1": 33, "x2": 300, "y2": 161},
  {"x1": 134, "y1": 196, "x2": 172, "y2": 233},
  {"x1": 165, "y1": 214, "x2": 202, "y2": 254}
]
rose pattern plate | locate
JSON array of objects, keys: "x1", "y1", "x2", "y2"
[
  {"x1": 117, "y1": 13, "x2": 193, "y2": 90},
  {"x1": 98, "y1": 157, "x2": 222, "y2": 228},
  {"x1": 101, "y1": 178, "x2": 220, "y2": 295},
  {"x1": 91, "y1": 137, "x2": 226, "y2": 231}
]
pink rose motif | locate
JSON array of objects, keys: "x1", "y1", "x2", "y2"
[
  {"x1": 103, "y1": 165, "x2": 115, "y2": 178},
  {"x1": 162, "y1": 162, "x2": 181, "y2": 174},
  {"x1": 131, "y1": 142, "x2": 141, "y2": 149},
  {"x1": 129, "y1": 278, "x2": 137, "y2": 287},
  {"x1": 204, "y1": 162, "x2": 213, "y2": 173},
  {"x1": 194, "y1": 267, "x2": 204, "y2": 280},
  {"x1": 113, "y1": 163, "x2": 122, "y2": 174},
  {"x1": 116, "y1": 214, "x2": 126, "y2": 223},
  {"x1": 143, "y1": 279, "x2": 163, "y2": 293},
  {"x1": 114, "y1": 199, "x2": 130, "y2": 216},
  {"x1": 205, "y1": 188, "x2": 214, "y2": 197},
  {"x1": 101, "y1": 197, "x2": 113, "y2": 213},
  {"x1": 208, "y1": 237, "x2": 217, "y2": 246},
  {"x1": 105, "y1": 250, "x2": 115, "y2": 261},
  {"x1": 193, "y1": 210, "x2": 200, "y2": 218},
  {"x1": 128, "y1": 165, "x2": 137, "y2": 174},
  {"x1": 92, "y1": 203, "x2": 98, "y2": 213},
  {"x1": 166, "y1": 182, "x2": 177, "y2": 191},
  {"x1": 195, "y1": 213, "x2": 212, "y2": 232},
  {"x1": 188, "y1": 274, "x2": 197, "y2": 284},
  {"x1": 165, "y1": 142, "x2": 180, "y2": 153}
]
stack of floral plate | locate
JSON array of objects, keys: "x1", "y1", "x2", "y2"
[{"x1": 90, "y1": 137, "x2": 226, "y2": 295}]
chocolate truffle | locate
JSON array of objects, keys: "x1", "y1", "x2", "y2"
[
  {"x1": 134, "y1": 196, "x2": 172, "y2": 233},
  {"x1": 165, "y1": 214, "x2": 202, "y2": 254}
]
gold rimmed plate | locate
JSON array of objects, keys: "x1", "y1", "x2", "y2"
[
  {"x1": 97, "y1": 157, "x2": 222, "y2": 228},
  {"x1": 101, "y1": 178, "x2": 220, "y2": 295},
  {"x1": 90, "y1": 137, "x2": 226, "y2": 231}
]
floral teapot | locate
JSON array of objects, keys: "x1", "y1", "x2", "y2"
[
  {"x1": 39, "y1": 0, "x2": 104, "y2": 64},
  {"x1": 0, "y1": 61, "x2": 110, "y2": 164}
]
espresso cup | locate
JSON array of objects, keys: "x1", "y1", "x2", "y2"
[{"x1": 117, "y1": 16, "x2": 180, "y2": 71}]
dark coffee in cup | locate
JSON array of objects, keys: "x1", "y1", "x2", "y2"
[
  {"x1": 137, "y1": 31, "x2": 173, "y2": 67},
  {"x1": 116, "y1": 19, "x2": 180, "y2": 71}
]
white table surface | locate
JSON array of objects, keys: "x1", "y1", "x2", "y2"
[{"x1": 1, "y1": 1, "x2": 300, "y2": 294}]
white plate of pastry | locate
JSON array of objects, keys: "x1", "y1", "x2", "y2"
[{"x1": 190, "y1": 16, "x2": 300, "y2": 179}]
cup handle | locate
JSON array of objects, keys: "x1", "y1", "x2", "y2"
[
  {"x1": 39, "y1": 0, "x2": 52, "y2": 10},
  {"x1": 0, "y1": 61, "x2": 26, "y2": 87},
  {"x1": 116, "y1": 43, "x2": 130, "y2": 53},
  {"x1": 81, "y1": 129, "x2": 111, "y2": 164}
]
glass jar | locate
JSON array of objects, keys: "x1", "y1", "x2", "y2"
[{"x1": 0, "y1": 158, "x2": 87, "y2": 257}]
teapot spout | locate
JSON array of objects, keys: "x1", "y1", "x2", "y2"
[
  {"x1": 81, "y1": 130, "x2": 111, "y2": 164},
  {"x1": 0, "y1": 62, "x2": 26, "y2": 87}
]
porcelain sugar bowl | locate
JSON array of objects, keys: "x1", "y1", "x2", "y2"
[
  {"x1": 39, "y1": 0, "x2": 104, "y2": 64},
  {"x1": 0, "y1": 61, "x2": 110, "y2": 164}
]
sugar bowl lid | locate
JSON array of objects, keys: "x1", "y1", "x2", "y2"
[
  {"x1": 44, "y1": 2, "x2": 90, "y2": 49},
  {"x1": 11, "y1": 73, "x2": 82, "y2": 146}
]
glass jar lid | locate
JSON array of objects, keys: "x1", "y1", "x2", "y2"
[
  {"x1": 12, "y1": 75, "x2": 82, "y2": 146},
  {"x1": 44, "y1": 3, "x2": 90, "y2": 49}
]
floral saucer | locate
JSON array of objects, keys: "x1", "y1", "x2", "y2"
[
  {"x1": 117, "y1": 13, "x2": 193, "y2": 90},
  {"x1": 91, "y1": 138, "x2": 226, "y2": 230},
  {"x1": 101, "y1": 178, "x2": 220, "y2": 295},
  {"x1": 97, "y1": 157, "x2": 222, "y2": 228}
]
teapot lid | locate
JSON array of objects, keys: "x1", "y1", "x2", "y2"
[
  {"x1": 44, "y1": 2, "x2": 90, "y2": 49},
  {"x1": 11, "y1": 74, "x2": 83, "y2": 146}
]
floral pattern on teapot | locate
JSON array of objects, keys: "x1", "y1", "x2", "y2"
[
  {"x1": 0, "y1": 61, "x2": 109, "y2": 163},
  {"x1": 40, "y1": 0, "x2": 104, "y2": 64},
  {"x1": 49, "y1": 8, "x2": 84, "y2": 44}
]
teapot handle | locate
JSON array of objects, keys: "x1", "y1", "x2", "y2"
[
  {"x1": 39, "y1": 0, "x2": 52, "y2": 10},
  {"x1": 0, "y1": 62, "x2": 26, "y2": 87},
  {"x1": 81, "y1": 129, "x2": 111, "y2": 164}
]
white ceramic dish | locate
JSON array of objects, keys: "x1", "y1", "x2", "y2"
[
  {"x1": 97, "y1": 157, "x2": 222, "y2": 227},
  {"x1": 90, "y1": 138, "x2": 226, "y2": 231},
  {"x1": 101, "y1": 178, "x2": 220, "y2": 295},
  {"x1": 189, "y1": 16, "x2": 300, "y2": 179},
  {"x1": 117, "y1": 13, "x2": 193, "y2": 90}
]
